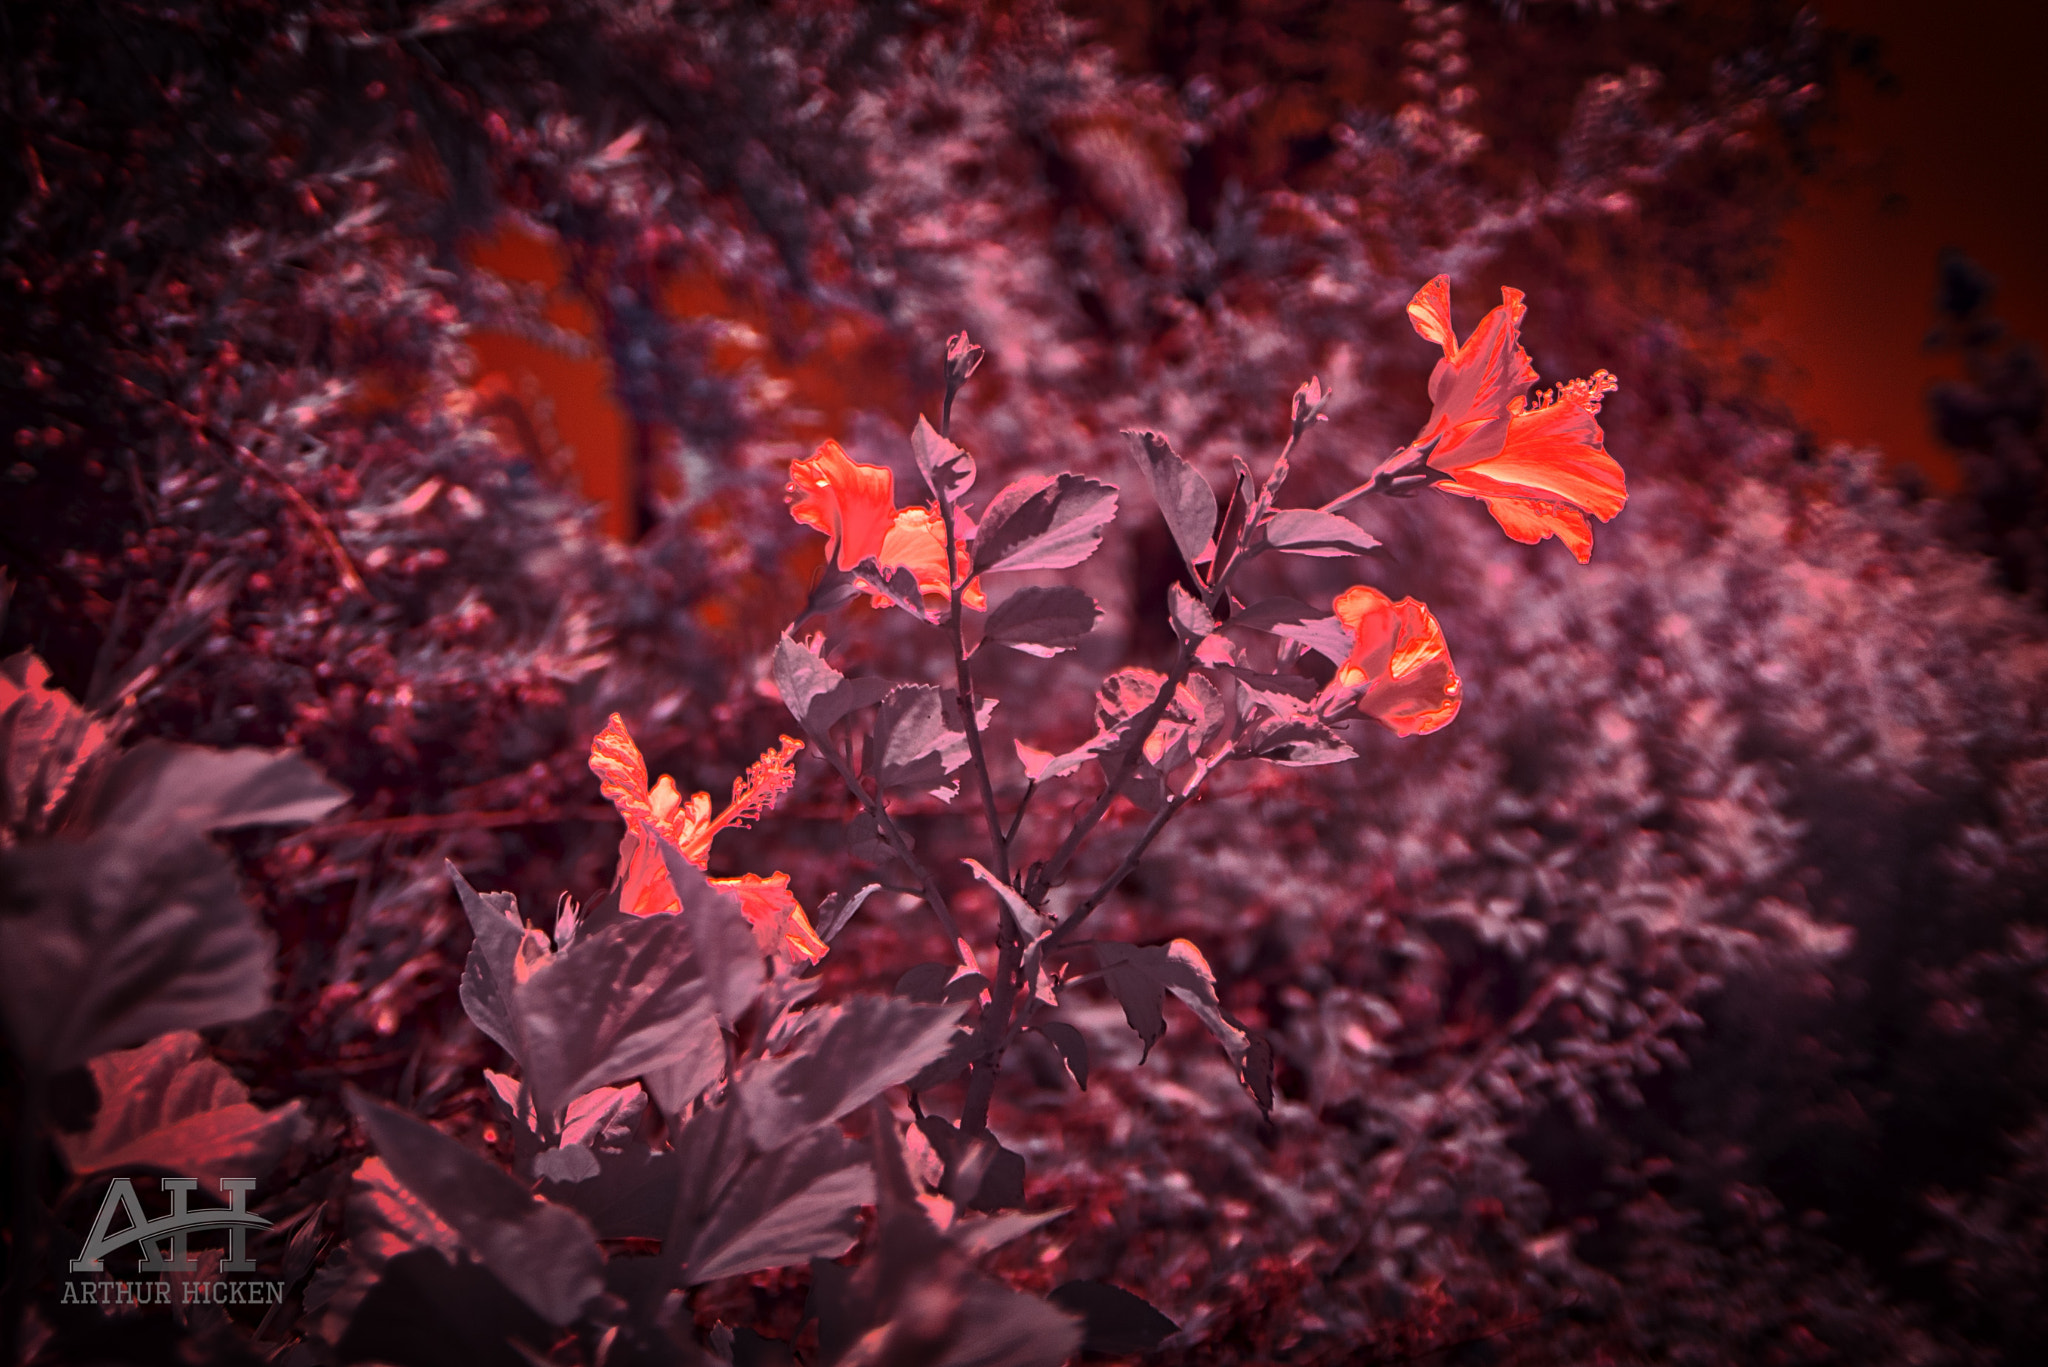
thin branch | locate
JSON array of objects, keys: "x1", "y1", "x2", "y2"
[
  {"x1": 1047, "y1": 745, "x2": 1233, "y2": 951},
  {"x1": 815, "y1": 720, "x2": 966, "y2": 956}
]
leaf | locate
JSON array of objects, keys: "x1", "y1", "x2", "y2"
[
  {"x1": 911, "y1": 415, "x2": 976, "y2": 501},
  {"x1": 916, "y1": 1116, "x2": 1027, "y2": 1212},
  {"x1": 893, "y1": 962, "x2": 957, "y2": 1003},
  {"x1": 907, "y1": 1028, "x2": 979, "y2": 1091},
  {"x1": 868, "y1": 685, "x2": 973, "y2": 797},
  {"x1": 452, "y1": 866, "x2": 526, "y2": 1062},
  {"x1": 0, "y1": 743, "x2": 344, "y2": 1072},
  {"x1": 972, "y1": 473, "x2": 1119, "y2": 575},
  {"x1": 772, "y1": 634, "x2": 895, "y2": 735},
  {"x1": 979, "y1": 585, "x2": 1100, "y2": 657},
  {"x1": 1030, "y1": 1022, "x2": 1089, "y2": 1090},
  {"x1": 1213, "y1": 664, "x2": 1318, "y2": 716},
  {"x1": 681, "y1": 1128, "x2": 874, "y2": 1284},
  {"x1": 738, "y1": 995, "x2": 965, "y2": 1153},
  {"x1": 1168, "y1": 583, "x2": 1217, "y2": 644},
  {"x1": 947, "y1": 1207, "x2": 1069, "y2": 1260},
  {"x1": 1121, "y1": 429, "x2": 1217, "y2": 573},
  {"x1": 852, "y1": 557, "x2": 934, "y2": 621},
  {"x1": 57, "y1": 1031, "x2": 308, "y2": 1178},
  {"x1": 1244, "y1": 716, "x2": 1357, "y2": 767},
  {"x1": 509, "y1": 913, "x2": 725, "y2": 1123},
  {"x1": 815, "y1": 883, "x2": 882, "y2": 942},
  {"x1": 1230, "y1": 597, "x2": 1355, "y2": 664},
  {"x1": 0, "y1": 832, "x2": 272, "y2": 1072},
  {"x1": 0, "y1": 650, "x2": 112, "y2": 837},
  {"x1": 654, "y1": 838, "x2": 768, "y2": 1026},
  {"x1": 962, "y1": 857, "x2": 1046, "y2": 940},
  {"x1": 1090, "y1": 940, "x2": 1272, "y2": 1111},
  {"x1": 541, "y1": 1144, "x2": 676, "y2": 1240},
  {"x1": 1256, "y1": 508, "x2": 1382, "y2": 558},
  {"x1": 1048, "y1": 1281, "x2": 1180, "y2": 1354},
  {"x1": 347, "y1": 1090, "x2": 604, "y2": 1326}
]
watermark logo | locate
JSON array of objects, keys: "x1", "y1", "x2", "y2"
[{"x1": 63, "y1": 1176, "x2": 284, "y2": 1307}]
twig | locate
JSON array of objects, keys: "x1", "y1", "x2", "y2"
[
  {"x1": 1047, "y1": 745, "x2": 1233, "y2": 950},
  {"x1": 816, "y1": 723, "x2": 965, "y2": 955}
]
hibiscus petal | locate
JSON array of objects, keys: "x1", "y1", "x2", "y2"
[
  {"x1": 1463, "y1": 491, "x2": 1597, "y2": 564},
  {"x1": 590, "y1": 714, "x2": 654, "y2": 825},
  {"x1": 788, "y1": 439, "x2": 899, "y2": 572},
  {"x1": 1329, "y1": 588, "x2": 1462, "y2": 735},
  {"x1": 1452, "y1": 391, "x2": 1626, "y2": 522},
  {"x1": 871, "y1": 506, "x2": 984, "y2": 612},
  {"x1": 1406, "y1": 275, "x2": 1457, "y2": 357},
  {"x1": 719, "y1": 873, "x2": 828, "y2": 966}
]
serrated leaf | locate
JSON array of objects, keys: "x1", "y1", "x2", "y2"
[
  {"x1": 1030, "y1": 1022, "x2": 1088, "y2": 1090},
  {"x1": 815, "y1": 883, "x2": 882, "y2": 942},
  {"x1": 979, "y1": 585, "x2": 1100, "y2": 657},
  {"x1": 973, "y1": 474, "x2": 1119, "y2": 575},
  {"x1": 509, "y1": 913, "x2": 724, "y2": 1123},
  {"x1": 852, "y1": 557, "x2": 934, "y2": 621},
  {"x1": 452, "y1": 866, "x2": 525, "y2": 1062},
  {"x1": 682, "y1": 1127, "x2": 874, "y2": 1284},
  {"x1": 738, "y1": 995, "x2": 965, "y2": 1153},
  {"x1": 772, "y1": 634, "x2": 895, "y2": 735},
  {"x1": 1256, "y1": 508, "x2": 1382, "y2": 558},
  {"x1": 347, "y1": 1090, "x2": 604, "y2": 1326},
  {"x1": 1244, "y1": 715, "x2": 1357, "y2": 767},
  {"x1": 1048, "y1": 1281, "x2": 1180, "y2": 1354},
  {"x1": 869, "y1": 685, "x2": 973, "y2": 796},
  {"x1": 911, "y1": 415, "x2": 975, "y2": 501},
  {"x1": 1167, "y1": 583, "x2": 1216, "y2": 644},
  {"x1": 962, "y1": 857, "x2": 1046, "y2": 940},
  {"x1": 1230, "y1": 597, "x2": 1355, "y2": 664},
  {"x1": 57, "y1": 1031, "x2": 308, "y2": 1178},
  {"x1": 1122, "y1": 429, "x2": 1217, "y2": 573},
  {"x1": 1089, "y1": 940, "x2": 1272, "y2": 1111}
]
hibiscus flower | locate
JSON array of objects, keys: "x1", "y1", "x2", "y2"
[
  {"x1": 1395, "y1": 275, "x2": 1626, "y2": 563},
  {"x1": 787, "y1": 438, "x2": 986, "y2": 612},
  {"x1": 587, "y1": 714, "x2": 827, "y2": 966},
  {"x1": 1328, "y1": 586, "x2": 1461, "y2": 737}
]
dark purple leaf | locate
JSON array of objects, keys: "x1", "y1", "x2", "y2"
[
  {"x1": 916, "y1": 1116, "x2": 1028, "y2": 1212},
  {"x1": 654, "y1": 839, "x2": 767, "y2": 1025},
  {"x1": 509, "y1": 912, "x2": 724, "y2": 1123},
  {"x1": 1030, "y1": 1022, "x2": 1089, "y2": 1091},
  {"x1": 772, "y1": 634, "x2": 895, "y2": 735},
  {"x1": 1168, "y1": 583, "x2": 1217, "y2": 643},
  {"x1": 1230, "y1": 597, "x2": 1355, "y2": 664},
  {"x1": 979, "y1": 585, "x2": 1100, "y2": 657},
  {"x1": 815, "y1": 883, "x2": 881, "y2": 942},
  {"x1": 852, "y1": 557, "x2": 934, "y2": 621},
  {"x1": 1214, "y1": 664, "x2": 1318, "y2": 715},
  {"x1": 1088, "y1": 940, "x2": 1272, "y2": 1111},
  {"x1": 452, "y1": 866, "x2": 525, "y2": 1062},
  {"x1": 337, "y1": 1248, "x2": 553, "y2": 1367},
  {"x1": 894, "y1": 961, "x2": 956, "y2": 1002},
  {"x1": 347, "y1": 1090, "x2": 604, "y2": 1326},
  {"x1": 681, "y1": 1127, "x2": 874, "y2": 1283},
  {"x1": 868, "y1": 684, "x2": 974, "y2": 797},
  {"x1": 1256, "y1": 508, "x2": 1382, "y2": 558},
  {"x1": 57, "y1": 1031, "x2": 308, "y2": 1178},
  {"x1": 737, "y1": 995, "x2": 965, "y2": 1152},
  {"x1": 85, "y1": 740, "x2": 350, "y2": 838},
  {"x1": 972, "y1": 473, "x2": 1119, "y2": 575},
  {"x1": 1121, "y1": 429, "x2": 1216, "y2": 572},
  {"x1": 1244, "y1": 716, "x2": 1357, "y2": 767},
  {"x1": 912, "y1": 414, "x2": 976, "y2": 501},
  {"x1": 963, "y1": 857, "x2": 1046, "y2": 939},
  {"x1": 1048, "y1": 1280, "x2": 1179, "y2": 1354}
]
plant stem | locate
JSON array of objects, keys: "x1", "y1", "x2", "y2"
[
  {"x1": 818, "y1": 727, "x2": 965, "y2": 956},
  {"x1": 1047, "y1": 746, "x2": 1233, "y2": 951}
]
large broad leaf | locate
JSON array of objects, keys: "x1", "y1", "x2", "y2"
[
  {"x1": 738, "y1": 995, "x2": 964, "y2": 1153},
  {"x1": 83, "y1": 740, "x2": 351, "y2": 838},
  {"x1": 772, "y1": 634, "x2": 896, "y2": 736},
  {"x1": 654, "y1": 839, "x2": 768, "y2": 1027},
  {"x1": 867, "y1": 685, "x2": 980, "y2": 798},
  {"x1": 978, "y1": 586, "x2": 1100, "y2": 658},
  {"x1": 0, "y1": 742, "x2": 343, "y2": 1072},
  {"x1": 1243, "y1": 716, "x2": 1357, "y2": 767},
  {"x1": 347, "y1": 1090, "x2": 604, "y2": 1326},
  {"x1": 681, "y1": 1127, "x2": 874, "y2": 1284},
  {"x1": 1089, "y1": 940, "x2": 1274, "y2": 1112},
  {"x1": 1121, "y1": 429, "x2": 1216, "y2": 573},
  {"x1": 452, "y1": 866, "x2": 526, "y2": 1063},
  {"x1": 1229, "y1": 597, "x2": 1355, "y2": 665},
  {"x1": 1048, "y1": 1281, "x2": 1179, "y2": 1354},
  {"x1": 509, "y1": 912, "x2": 725, "y2": 1123},
  {"x1": 911, "y1": 415, "x2": 976, "y2": 502},
  {"x1": 57, "y1": 1031, "x2": 308, "y2": 1178},
  {"x1": 972, "y1": 474, "x2": 1119, "y2": 575},
  {"x1": 1255, "y1": 508, "x2": 1382, "y2": 558}
]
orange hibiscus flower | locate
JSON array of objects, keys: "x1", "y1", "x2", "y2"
[
  {"x1": 1400, "y1": 275, "x2": 1626, "y2": 563},
  {"x1": 587, "y1": 714, "x2": 827, "y2": 966},
  {"x1": 787, "y1": 439, "x2": 986, "y2": 612},
  {"x1": 1329, "y1": 586, "x2": 1462, "y2": 737}
]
